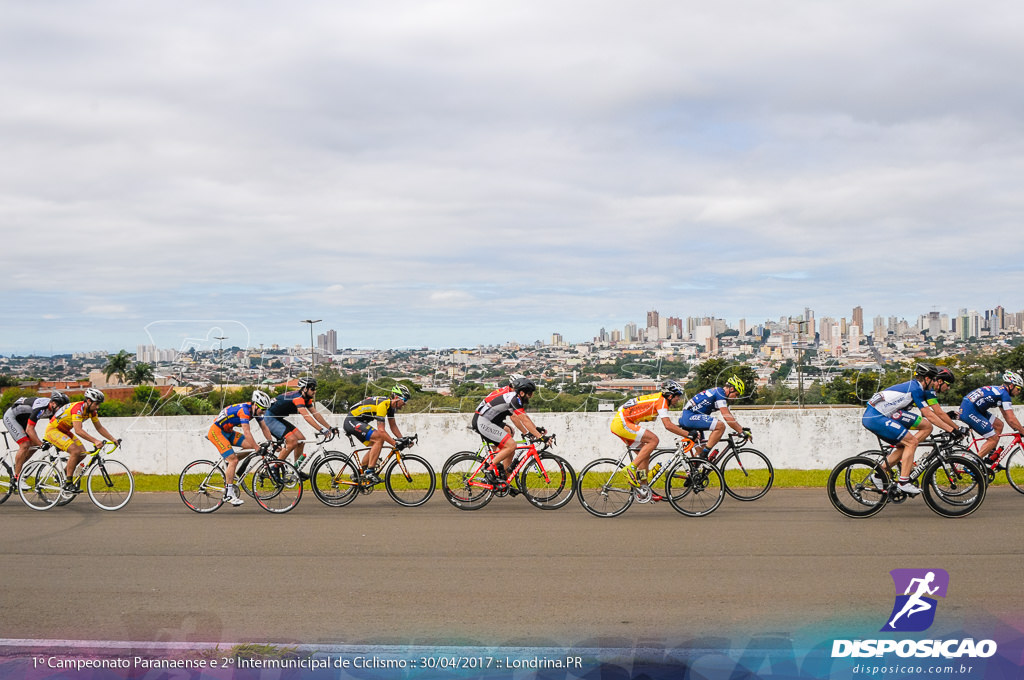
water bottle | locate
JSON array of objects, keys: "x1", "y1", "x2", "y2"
[
  {"x1": 295, "y1": 452, "x2": 307, "y2": 470},
  {"x1": 649, "y1": 462, "x2": 663, "y2": 480}
]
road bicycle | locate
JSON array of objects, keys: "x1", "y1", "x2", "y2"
[
  {"x1": 289, "y1": 430, "x2": 346, "y2": 481},
  {"x1": 18, "y1": 440, "x2": 133, "y2": 511},
  {"x1": 310, "y1": 434, "x2": 436, "y2": 508},
  {"x1": 0, "y1": 431, "x2": 37, "y2": 506},
  {"x1": 179, "y1": 440, "x2": 302, "y2": 513},
  {"x1": 441, "y1": 434, "x2": 576, "y2": 511},
  {"x1": 655, "y1": 429, "x2": 773, "y2": 501},
  {"x1": 827, "y1": 431, "x2": 986, "y2": 519},
  {"x1": 961, "y1": 431, "x2": 1024, "y2": 492},
  {"x1": 577, "y1": 437, "x2": 724, "y2": 518}
]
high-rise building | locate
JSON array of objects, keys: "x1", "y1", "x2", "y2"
[
  {"x1": 647, "y1": 310, "x2": 659, "y2": 330},
  {"x1": 551, "y1": 333, "x2": 564, "y2": 346},
  {"x1": 852, "y1": 306, "x2": 864, "y2": 331},
  {"x1": 738, "y1": 319, "x2": 747, "y2": 336}
]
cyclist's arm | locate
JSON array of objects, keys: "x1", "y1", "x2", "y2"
[
  {"x1": 660, "y1": 416, "x2": 690, "y2": 439},
  {"x1": 258, "y1": 419, "x2": 274, "y2": 442},
  {"x1": 999, "y1": 407, "x2": 1024, "y2": 434},
  {"x1": 72, "y1": 418, "x2": 103, "y2": 447},
  {"x1": 510, "y1": 411, "x2": 545, "y2": 439},
  {"x1": 296, "y1": 405, "x2": 331, "y2": 433},
  {"x1": 24, "y1": 423, "x2": 44, "y2": 448},
  {"x1": 239, "y1": 421, "x2": 258, "y2": 450},
  {"x1": 718, "y1": 405, "x2": 744, "y2": 432},
  {"x1": 94, "y1": 422, "x2": 117, "y2": 445},
  {"x1": 923, "y1": 403, "x2": 957, "y2": 431},
  {"x1": 386, "y1": 416, "x2": 405, "y2": 441},
  {"x1": 920, "y1": 405, "x2": 955, "y2": 433}
]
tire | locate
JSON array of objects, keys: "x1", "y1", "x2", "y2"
[
  {"x1": 665, "y1": 458, "x2": 725, "y2": 517},
  {"x1": 310, "y1": 454, "x2": 360, "y2": 507},
  {"x1": 0, "y1": 460, "x2": 12, "y2": 505},
  {"x1": 178, "y1": 460, "x2": 226, "y2": 513},
  {"x1": 718, "y1": 448, "x2": 774, "y2": 501},
  {"x1": 87, "y1": 459, "x2": 134, "y2": 511},
  {"x1": 251, "y1": 458, "x2": 302, "y2": 513},
  {"x1": 826, "y1": 456, "x2": 889, "y2": 518},
  {"x1": 577, "y1": 458, "x2": 634, "y2": 518},
  {"x1": 441, "y1": 452, "x2": 493, "y2": 510},
  {"x1": 519, "y1": 453, "x2": 576, "y2": 510},
  {"x1": 1006, "y1": 447, "x2": 1024, "y2": 494},
  {"x1": 384, "y1": 454, "x2": 436, "y2": 507},
  {"x1": 922, "y1": 455, "x2": 986, "y2": 518},
  {"x1": 17, "y1": 460, "x2": 63, "y2": 511}
]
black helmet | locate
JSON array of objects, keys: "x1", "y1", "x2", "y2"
[
  {"x1": 511, "y1": 377, "x2": 536, "y2": 394},
  {"x1": 935, "y1": 367, "x2": 955, "y2": 384},
  {"x1": 914, "y1": 363, "x2": 938, "y2": 379},
  {"x1": 391, "y1": 384, "x2": 412, "y2": 401},
  {"x1": 50, "y1": 391, "x2": 70, "y2": 407},
  {"x1": 297, "y1": 377, "x2": 318, "y2": 390},
  {"x1": 660, "y1": 379, "x2": 684, "y2": 397}
]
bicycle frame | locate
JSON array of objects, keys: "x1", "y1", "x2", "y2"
[{"x1": 462, "y1": 435, "x2": 555, "y2": 493}]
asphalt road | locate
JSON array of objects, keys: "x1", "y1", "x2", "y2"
[{"x1": 2, "y1": 487, "x2": 1023, "y2": 648}]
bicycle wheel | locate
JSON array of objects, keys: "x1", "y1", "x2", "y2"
[
  {"x1": 718, "y1": 448, "x2": 774, "y2": 501},
  {"x1": 250, "y1": 458, "x2": 302, "y2": 513},
  {"x1": 577, "y1": 458, "x2": 634, "y2": 518},
  {"x1": 17, "y1": 460, "x2": 64, "y2": 511},
  {"x1": 178, "y1": 460, "x2": 226, "y2": 513},
  {"x1": 519, "y1": 453, "x2": 576, "y2": 509},
  {"x1": 310, "y1": 454, "x2": 360, "y2": 507},
  {"x1": 0, "y1": 460, "x2": 12, "y2": 505},
  {"x1": 87, "y1": 459, "x2": 134, "y2": 511},
  {"x1": 665, "y1": 458, "x2": 724, "y2": 517},
  {"x1": 826, "y1": 456, "x2": 889, "y2": 518},
  {"x1": 441, "y1": 452, "x2": 493, "y2": 510},
  {"x1": 1006, "y1": 447, "x2": 1024, "y2": 494},
  {"x1": 384, "y1": 454, "x2": 436, "y2": 507},
  {"x1": 922, "y1": 455, "x2": 986, "y2": 518}
]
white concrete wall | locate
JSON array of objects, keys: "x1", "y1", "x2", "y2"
[{"x1": 80, "y1": 406, "x2": 999, "y2": 474}]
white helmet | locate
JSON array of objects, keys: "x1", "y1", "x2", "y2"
[
  {"x1": 1003, "y1": 371, "x2": 1024, "y2": 388},
  {"x1": 252, "y1": 390, "x2": 272, "y2": 409},
  {"x1": 84, "y1": 387, "x2": 106, "y2": 403}
]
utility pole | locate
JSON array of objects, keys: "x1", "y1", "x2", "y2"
[{"x1": 301, "y1": 319, "x2": 321, "y2": 375}]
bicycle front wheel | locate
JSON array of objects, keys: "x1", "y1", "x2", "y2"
[
  {"x1": 1005, "y1": 447, "x2": 1024, "y2": 494},
  {"x1": 87, "y1": 459, "x2": 134, "y2": 510},
  {"x1": 17, "y1": 460, "x2": 63, "y2": 511},
  {"x1": 0, "y1": 460, "x2": 12, "y2": 505},
  {"x1": 441, "y1": 452, "x2": 493, "y2": 510},
  {"x1": 577, "y1": 458, "x2": 634, "y2": 518},
  {"x1": 922, "y1": 455, "x2": 986, "y2": 518},
  {"x1": 384, "y1": 454, "x2": 436, "y2": 507},
  {"x1": 250, "y1": 459, "x2": 302, "y2": 513},
  {"x1": 718, "y1": 448, "x2": 774, "y2": 501},
  {"x1": 665, "y1": 458, "x2": 724, "y2": 517},
  {"x1": 519, "y1": 453, "x2": 576, "y2": 509},
  {"x1": 826, "y1": 456, "x2": 888, "y2": 518},
  {"x1": 178, "y1": 460, "x2": 226, "y2": 513},
  {"x1": 310, "y1": 454, "x2": 360, "y2": 507}
]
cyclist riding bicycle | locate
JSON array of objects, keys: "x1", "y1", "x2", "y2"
[
  {"x1": 2, "y1": 391, "x2": 69, "y2": 485},
  {"x1": 959, "y1": 370, "x2": 1024, "y2": 468},
  {"x1": 264, "y1": 377, "x2": 337, "y2": 474},
  {"x1": 677, "y1": 375, "x2": 751, "y2": 457},
  {"x1": 862, "y1": 364, "x2": 961, "y2": 495},
  {"x1": 610, "y1": 379, "x2": 690, "y2": 487},
  {"x1": 209, "y1": 390, "x2": 275, "y2": 505},
  {"x1": 472, "y1": 377, "x2": 548, "y2": 490},
  {"x1": 43, "y1": 388, "x2": 119, "y2": 494},
  {"x1": 344, "y1": 384, "x2": 414, "y2": 484}
]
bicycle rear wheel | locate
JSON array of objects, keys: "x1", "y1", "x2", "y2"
[
  {"x1": 665, "y1": 458, "x2": 724, "y2": 517},
  {"x1": 826, "y1": 456, "x2": 888, "y2": 518},
  {"x1": 1005, "y1": 447, "x2": 1024, "y2": 494},
  {"x1": 922, "y1": 455, "x2": 985, "y2": 518},
  {"x1": 718, "y1": 448, "x2": 774, "y2": 501},
  {"x1": 310, "y1": 454, "x2": 360, "y2": 507},
  {"x1": 178, "y1": 460, "x2": 226, "y2": 513},
  {"x1": 0, "y1": 460, "x2": 11, "y2": 505},
  {"x1": 519, "y1": 453, "x2": 576, "y2": 510},
  {"x1": 577, "y1": 458, "x2": 634, "y2": 518},
  {"x1": 87, "y1": 459, "x2": 134, "y2": 510},
  {"x1": 384, "y1": 454, "x2": 436, "y2": 507},
  {"x1": 251, "y1": 459, "x2": 302, "y2": 513},
  {"x1": 17, "y1": 460, "x2": 64, "y2": 511},
  {"x1": 441, "y1": 452, "x2": 493, "y2": 510}
]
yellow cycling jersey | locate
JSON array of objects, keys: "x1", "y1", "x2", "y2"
[
  {"x1": 46, "y1": 401, "x2": 99, "y2": 435},
  {"x1": 347, "y1": 396, "x2": 396, "y2": 422}
]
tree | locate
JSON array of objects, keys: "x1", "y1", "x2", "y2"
[
  {"x1": 128, "y1": 362, "x2": 155, "y2": 385},
  {"x1": 103, "y1": 350, "x2": 133, "y2": 385}
]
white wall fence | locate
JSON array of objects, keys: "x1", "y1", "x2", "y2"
[{"x1": 77, "y1": 405, "x2": 995, "y2": 474}]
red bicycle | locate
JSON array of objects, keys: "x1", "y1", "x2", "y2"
[
  {"x1": 441, "y1": 434, "x2": 575, "y2": 510},
  {"x1": 963, "y1": 431, "x2": 1024, "y2": 492}
]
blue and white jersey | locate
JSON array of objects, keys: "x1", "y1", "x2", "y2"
[
  {"x1": 865, "y1": 380, "x2": 931, "y2": 417},
  {"x1": 682, "y1": 387, "x2": 729, "y2": 415},
  {"x1": 962, "y1": 385, "x2": 1013, "y2": 414}
]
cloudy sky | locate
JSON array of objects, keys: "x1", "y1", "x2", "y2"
[{"x1": 2, "y1": 0, "x2": 1022, "y2": 354}]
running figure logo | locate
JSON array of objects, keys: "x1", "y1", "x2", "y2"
[{"x1": 881, "y1": 568, "x2": 949, "y2": 632}]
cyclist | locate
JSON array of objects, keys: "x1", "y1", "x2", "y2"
[
  {"x1": 2, "y1": 391, "x2": 69, "y2": 485},
  {"x1": 959, "y1": 370, "x2": 1024, "y2": 467},
  {"x1": 209, "y1": 390, "x2": 275, "y2": 505},
  {"x1": 862, "y1": 364, "x2": 960, "y2": 494},
  {"x1": 472, "y1": 377, "x2": 548, "y2": 490},
  {"x1": 677, "y1": 376, "x2": 751, "y2": 457},
  {"x1": 610, "y1": 380, "x2": 690, "y2": 487},
  {"x1": 43, "y1": 388, "x2": 119, "y2": 494},
  {"x1": 344, "y1": 384, "x2": 414, "y2": 484},
  {"x1": 264, "y1": 377, "x2": 336, "y2": 474}
]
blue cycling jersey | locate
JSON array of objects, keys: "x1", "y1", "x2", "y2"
[
  {"x1": 962, "y1": 385, "x2": 1012, "y2": 414},
  {"x1": 682, "y1": 387, "x2": 729, "y2": 415},
  {"x1": 865, "y1": 380, "x2": 931, "y2": 417}
]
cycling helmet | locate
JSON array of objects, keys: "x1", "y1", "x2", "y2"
[
  {"x1": 84, "y1": 387, "x2": 105, "y2": 403},
  {"x1": 1003, "y1": 371, "x2": 1024, "y2": 388},
  {"x1": 914, "y1": 363, "x2": 938, "y2": 379},
  {"x1": 726, "y1": 375, "x2": 746, "y2": 396},
  {"x1": 391, "y1": 384, "x2": 412, "y2": 401},
  {"x1": 935, "y1": 367, "x2": 955, "y2": 384},
  {"x1": 251, "y1": 390, "x2": 272, "y2": 409},
  {"x1": 297, "y1": 377, "x2": 318, "y2": 390},
  {"x1": 508, "y1": 373, "x2": 526, "y2": 386},
  {"x1": 50, "y1": 391, "x2": 70, "y2": 407},
  {"x1": 511, "y1": 377, "x2": 536, "y2": 394},
  {"x1": 660, "y1": 379, "x2": 684, "y2": 397}
]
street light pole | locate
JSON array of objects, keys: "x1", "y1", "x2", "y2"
[
  {"x1": 301, "y1": 319, "x2": 321, "y2": 376},
  {"x1": 213, "y1": 335, "x2": 227, "y2": 407}
]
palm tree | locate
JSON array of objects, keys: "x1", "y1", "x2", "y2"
[
  {"x1": 103, "y1": 350, "x2": 132, "y2": 385},
  {"x1": 128, "y1": 362, "x2": 156, "y2": 385}
]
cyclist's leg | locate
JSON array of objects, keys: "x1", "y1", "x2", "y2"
[
  {"x1": 472, "y1": 414, "x2": 512, "y2": 479},
  {"x1": 961, "y1": 403, "x2": 998, "y2": 459},
  {"x1": 364, "y1": 431, "x2": 388, "y2": 469},
  {"x1": 13, "y1": 438, "x2": 34, "y2": 480},
  {"x1": 678, "y1": 412, "x2": 716, "y2": 456}
]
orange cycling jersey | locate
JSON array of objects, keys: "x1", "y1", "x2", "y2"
[
  {"x1": 46, "y1": 401, "x2": 99, "y2": 435},
  {"x1": 616, "y1": 393, "x2": 670, "y2": 425}
]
